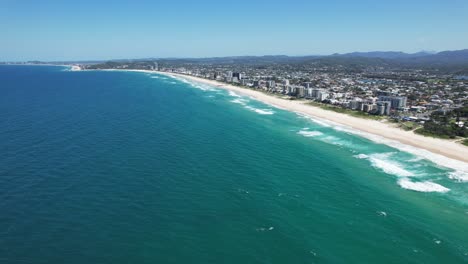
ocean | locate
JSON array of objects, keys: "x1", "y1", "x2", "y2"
[{"x1": 1, "y1": 65, "x2": 467, "y2": 263}]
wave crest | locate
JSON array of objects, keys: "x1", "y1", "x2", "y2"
[
  {"x1": 368, "y1": 153, "x2": 415, "y2": 177},
  {"x1": 297, "y1": 130, "x2": 323, "y2": 137},
  {"x1": 398, "y1": 178, "x2": 450, "y2": 193},
  {"x1": 245, "y1": 106, "x2": 274, "y2": 115}
]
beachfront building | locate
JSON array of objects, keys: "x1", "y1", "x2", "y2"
[
  {"x1": 348, "y1": 99, "x2": 363, "y2": 110},
  {"x1": 287, "y1": 85, "x2": 295, "y2": 95},
  {"x1": 376, "y1": 101, "x2": 392, "y2": 115},
  {"x1": 308, "y1": 89, "x2": 329, "y2": 101},
  {"x1": 311, "y1": 89, "x2": 322, "y2": 98},
  {"x1": 378, "y1": 96, "x2": 407, "y2": 109},
  {"x1": 296, "y1": 86, "x2": 306, "y2": 97},
  {"x1": 233, "y1": 72, "x2": 242, "y2": 80},
  {"x1": 266, "y1": 80, "x2": 276, "y2": 89},
  {"x1": 317, "y1": 91, "x2": 329, "y2": 101},
  {"x1": 363, "y1": 103, "x2": 376, "y2": 112}
]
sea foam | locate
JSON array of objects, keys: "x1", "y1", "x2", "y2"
[
  {"x1": 449, "y1": 171, "x2": 468, "y2": 182},
  {"x1": 368, "y1": 153, "x2": 415, "y2": 177},
  {"x1": 297, "y1": 130, "x2": 323, "y2": 137},
  {"x1": 166, "y1": 75, "x2": 218, "y2": 91},
  {"x1": 295, "y1": 113, "x2": 468, "y2": 182},
  {"x1": 228, "y1": 91, "x2": 241, "y2": 97},
  {"x1": 231, "y1": 98, "x2": 248, "y2": 105},
  {"x1": 295, "y1": 112, "x2": 331, "y2": 127},
  {"x1": 354, "y1": 154, "x2": 369, "y2": 159},
  {"x1": 245, "y1": 106, "x2": 275, "y2": 115},
  {"x1": 398, "y1": 178, "x2": 450, "y2": 193}
]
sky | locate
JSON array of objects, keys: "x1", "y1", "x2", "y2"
[{"x1": 1, "y1": 0, "x2": 468, "y2": 61}]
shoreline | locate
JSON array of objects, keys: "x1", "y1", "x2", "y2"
[
  {"x1": 157, "y1": 71, "x2": 468, "y2": 164},
  {"x1": 77, "y1": 68, "x2": 468, "y2": 173}
]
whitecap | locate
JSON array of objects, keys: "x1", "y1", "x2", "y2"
[
  {"x1": 231, "y1": 99, "x2": 248, "y2": 105},
  {"x1": 354, "y1": 154, "x2": 369, "y2": 159},
  {"x1": 295, "y1": 112, "x2": 331, "y2": 127},
  {"x1": 368, "y1": 153, "x2": 414, "y2": 177},
  {"x1": 228, "y1": 91, "x2": 241, "y2": 97},
  {"x1": 398, "y1": 178, "x2": 450, "y2": 193},
  {"x1": 294, "y1": 110, "x2": 468, "y2": 181},
  {"x1": 245, "y1": 106, "x2": 274, "y2": 115},
  {"x1": 320, "y1": 135, "x2": 355, "y2": 148},
  {"x1": 297, "y1": 130, "x2": 323, "y2": 137},
  {"x1": 317, "y1": 120, "x2": 468, "y2": 181},
  {"x1": 377, "y1": 211, "x2": 387, "y2": 217},
  {"x1": 165, "y1": 75, "x2": 217, "y2": 91},
  {"x1": 448, "y1": 171, "x2": 468, "y2": 182}
]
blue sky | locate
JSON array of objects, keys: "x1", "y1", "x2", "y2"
[{"x1": 1, "y1": 0, "x2": 467, "y2": 61}]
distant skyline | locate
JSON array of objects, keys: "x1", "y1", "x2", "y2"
[{"x1": 1, "y1": 0, "x2": 468, "y2": 61}]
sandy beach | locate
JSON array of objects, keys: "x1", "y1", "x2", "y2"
[{"x1": 150, "y1": 71, "x2": 468, "y2": 166}]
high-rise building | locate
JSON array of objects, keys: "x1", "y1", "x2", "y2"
[
  {"x1": 296, "y1": 87, "x2": 305, "y2": 97},
  {"x1": 376, "y1": 101, "x2": 392, "y2": 115},
  {"x1": 363, "y1": 104, "x2": 375, "y2": 112},
  {"x1": 348, "y1": 100, "x2": 360, "y2": 110},
  {"x1": 378, "y1": 96, "x2": 407, "y2": 109},
  {"x1": 306, "y1": 88, "x2": 314, "y2": 98},
  {"x1": 232, "y1": 72, "x2": 242, "y2": 80},
  {"x1": 266, "y1": 80, "x2": 275, "y2": 88},
  {"x1": 317, "y1": 91, "x2": 329, "y2": 101},
  {"x1": 311, "y1": 89, "x2": 323, "y2": 99}
]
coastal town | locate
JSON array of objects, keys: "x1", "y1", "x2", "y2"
[{"x1": 81, "y1": 58, "x2": 468, "y2": 144}]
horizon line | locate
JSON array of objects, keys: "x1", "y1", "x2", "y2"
[{"x1": 3, "y1": 48, "x2": 468, "y2": 63}]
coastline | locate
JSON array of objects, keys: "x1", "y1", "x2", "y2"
[
  {"x1": 157, "y1": 71, "x2": 468, "y2": 164},
  {"x1": 77, "y1": 68, "x2": 468, "y2": 173}
]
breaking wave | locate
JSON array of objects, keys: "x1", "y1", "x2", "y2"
[
  {"x1": 245, "y1": 106, "x2": 275, "y2": 115},
  {"x1": 449, "y1": 171, "x2": 468, "y2": 182},
  {"x1": 354, "y1": 154, "x2": 369, "y2": 159},
  {"x1": 294, "y1": 112, "x2": 468, "y2": 182},
  {"x1": 228, "y1": 91, "x2": 241, "y2": 97},
  {"x1": 368, "y1": 153, "x2": 415, "y2": 177},
  {"x1": 398, "y1": 178, "x2": 450, "y2": 193},
  {"x1": 295, "y1": 113, "x2": 331, "y2": 127},
  {"x1": 297, "y1": 130, "x2": 323, "y2": 137},
  {"x1": 231, "y1": 98, "x2": 248, "y2": 105}
]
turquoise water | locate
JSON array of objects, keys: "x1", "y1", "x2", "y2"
[{"x1": 0, "y1": 65, "x2": 467, "y2": 263}]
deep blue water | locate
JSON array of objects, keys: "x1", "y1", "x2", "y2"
[{"x1": 0, "y1": 65, "x2": 467, "y2": 263}]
